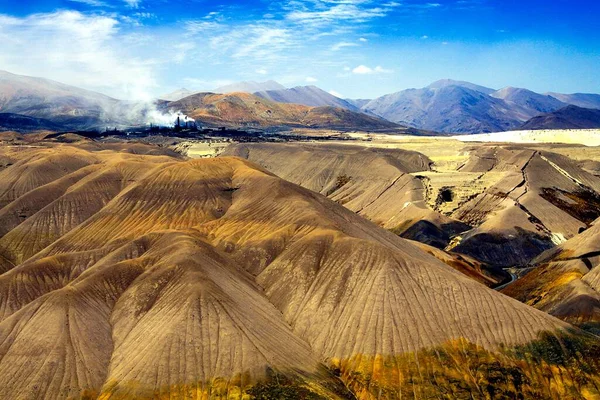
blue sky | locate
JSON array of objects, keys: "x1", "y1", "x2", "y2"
[{"x1": 0, "y1": 0, "x2": 598, "y2": 100}]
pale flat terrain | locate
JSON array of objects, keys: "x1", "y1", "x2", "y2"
[{"x1": 454, "y1": 129, "x2": 600, "y2": 146}]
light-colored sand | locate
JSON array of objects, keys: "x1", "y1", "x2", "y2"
[{"x1": 454, "y1": 129, "x2": 600, "y2": 146}]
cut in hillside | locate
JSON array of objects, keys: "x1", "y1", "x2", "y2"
[
  {"x1": 224, "y1": 141, "x2": 600, "y2": 270},
  {"x1": 0, "y1": 141, "x2": 597, "y2": 399},
  {"x1": 502, "y1": 218, "x2": 600, "y2": 331},
  {"x1": 163, "y1": 92, "x2": 399, "y2": 130}
]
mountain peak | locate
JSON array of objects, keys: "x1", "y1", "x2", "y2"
[{"x1": 426, "y1": 79, "x2": 496, "y2": 94}]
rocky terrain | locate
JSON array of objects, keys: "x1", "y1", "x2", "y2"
[
  {"x1": 503, "y1": 218, "x2": 600, "y2": 332},
  {"x1": 0, "y1": 138, "x2": 598, "y2": 399},
  {"x1": 162, "y1": 92, "x2": 399, "y2": 130},
  {"x1": 223, "y1": 138, "x2": 600, "y2": 270}
]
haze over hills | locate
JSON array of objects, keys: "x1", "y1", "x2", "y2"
[
  {"x1": 425, "y1": 78, "x2": 496, "y2": 95},
  {"x1": 0, "y1": 113, "x2": 63, "y2": 132},
  {"x1": 0, "y1": 70, "x2": 124, "y2": 130},
  {"x1": 213, "y1": 80, "x2": 285, "y2": 94},
  {"x1": 547, "y1": 92, "x2": 600, "y2": 110},
  {"x1": 0, "y1": 139, "x2": 599, "y2": 398},
  {"x1": 521, "y1": 105, "x2": 600, "y2": 130},
  {"x1": 159, "y1": 87, "x2": 196, "y2": 101},
  {"x1": 254, "y1": 85, "x2": 362, "y2": 112}
]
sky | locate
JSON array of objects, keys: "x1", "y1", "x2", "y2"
[{"x1": 0, "y1": 0, "x2": 598, "y2": 100}]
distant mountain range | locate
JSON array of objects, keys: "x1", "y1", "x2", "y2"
[
  {"x1": 521, "y1": 105, "x2": 600, "y2": 130},
  {"x1": 0, "y1": 113, "x2": 63, "y2": 132},
  {"x1": 359, "y1": 79, "x2": 600, "y2": 133},
  {"x1": 0, "y1": 70, "x2": 123, "y2": 130},
  {"x1": 161, "y1": 92, "x2": 399, "y2": 131},
  {"x1": 2, "y1": 70, "x2": 600, "y2": 134},
  {"x1": 254, "y1": 85, "x2": 361, "y2": 112}
]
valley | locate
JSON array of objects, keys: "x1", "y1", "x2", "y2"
[{"x1": 174, "y1": 130, "x2": 600, "y2": 330}]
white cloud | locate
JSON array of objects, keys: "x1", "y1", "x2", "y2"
[
  {"x1": 352, "y1": 65, "x2": 394, "y2": 75},
  {"x1": 421, "y1": 35, "x2": 429, "y2": 39},
  {"x1": 329, "y1": 89, "x2": 344, "y2": 98},
  {"x1": 0, "y1": 11, "x2": 157, "y2": 100},
  {"x1": 359, "y1": 37, "x2": 368, "y2": 42},
  {"x1": 331, "y1": 41, "x2": 359, "y2": 51},
  {"x1": 305, "y1": 76, "x2": 318, "y2": 83},
  {"x1": 256, "y1": 68, "x2": 268, "y2": 75}
]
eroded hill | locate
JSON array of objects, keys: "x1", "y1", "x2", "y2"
[
  {"x1": 0, "y1": 141, "x2": 598, "y2": 398},
  {"x1": 225, "y1": 141, "x2": 600, "y2": 270}
]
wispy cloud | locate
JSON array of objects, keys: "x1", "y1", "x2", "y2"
[
  {"x1": 331, "y1": 41, "x2": 360, "y2": 51},
  {"x1": 284, "y1": 0, "x2": 401, "y2": 26},
  {"x1": 0, "y1": 11, "x2": 156, "y2": 99},
  {"x1": 123, "y1": 0, "x2": 140, "y2": 8},
  {"x1": 68, "y1": 0, "x2": 111, "y2": 7}
]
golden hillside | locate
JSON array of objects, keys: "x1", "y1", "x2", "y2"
[
  {"x1": 164, "y1": 92, "x2": 399, "y2": 130},
  {"x1": 0, "y1": 142, "x2": 598, "y2": 399}
]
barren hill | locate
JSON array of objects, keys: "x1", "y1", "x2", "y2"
[
  {"x1": 502, "y1": 217, "x2": 600, "y2": 329},
  {"x1": 163, "y1": 92, "x2": 399, "y2": 130},
  {"x1": 363, "y1": 84, "x2": 524, "y2": 133},
  {"x1": 224, "y1": 141, "x2": 600, "y2": 270},
  {"x1": 0, "y1": 141, "x2": 597, "y2": 398},
  {"x1": 521, "y1": 105, "x2": 600, "y2": 130}
]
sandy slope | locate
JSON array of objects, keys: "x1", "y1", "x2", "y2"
[{"x1": 0, "y1": 142, "x2": 596, "y2": 399}]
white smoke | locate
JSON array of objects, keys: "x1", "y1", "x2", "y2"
[{"x1": 101, "y1": 101, "x2": 196, "y2": 128}]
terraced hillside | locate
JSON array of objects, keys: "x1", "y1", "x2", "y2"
[
  {"x1": 226, "y1": 141, "x2": 600, "y2": 269},
  {"x1": 0, "y1": 140, "x2": 598, "y2": 399},
  {"x1": 222, "y1": 143, "x2": 505, "y2": 286}
]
